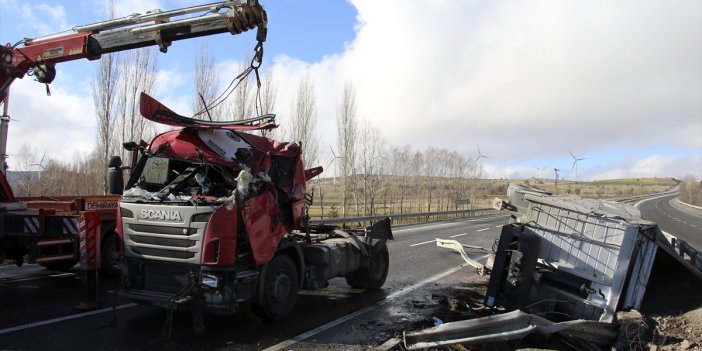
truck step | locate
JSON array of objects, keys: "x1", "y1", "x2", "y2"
[
  {"x1": 36, "y1": 238, "x2": 72, "y2": 246},
  {"x1": 36, "y1": 254, "x2": 75, "y2": 263}
]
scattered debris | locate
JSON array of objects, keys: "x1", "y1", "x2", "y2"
[
  {"x1": 487, "y1": 183, "x2": 702, "y2": 322},
  {"x1": 398, "y1": 183, "x2": 702, "y2": 351},
  {"x1": 435, "y1": 239, "x2": 489, "y2": 276},
  {"x1": 402, "y1": 309, "x2": 615, "y2": 350}
]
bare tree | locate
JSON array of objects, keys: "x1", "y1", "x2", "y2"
[
  {"x1": 337, "y1": 81, "x2": 358, "y2": 217},
  {"x1": 258, "y1": 68, "x2": 277, "y2": 115},
  {"x1": 287, "y1": 74, "x2": 319, "y2": 167},
  {"x1": 226, "y1": 61, "x2": 255, "y2": 120},
  {"x1": 113, "y1": 48, "x2": 158, "y2": 161},
  {"x1": 410, "y1": 150, "x2": 424, "y2": 212},
  {"x1": 257, "y1": 68, "x2": 278, "y2": 137},
  {"x1": 358, "y1": 119, "x2": 385, "y2": 215},
  {"x1": 389, "y1": 145, "x2": 411, "y2": 214},
  {"x1": 92, "y1": 0, "x2": 120, "y2": 194},
  {"x1": 680, "y1": 175, "x2": 702, "y2": 206},
  {"x1": 11, "y1": 142, "x2": 43, "y2": 196},
  {"x1": 193, "y1": 40, "x2": 221, "y2": 120}
]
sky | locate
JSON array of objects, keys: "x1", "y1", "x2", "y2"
[{"x1": 0, "y1": 0, "x2": 700, "y2": 181}]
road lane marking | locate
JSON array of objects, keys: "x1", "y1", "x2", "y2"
[
  {"x1": 495, "y1": 225, "x2": 502, "y2": 228},
  {"x1": 410, "y1": 240, "x2": 436, "y2": 247},
  {"x1": 477, "y1": 228, "x2": 490, "y2": 232},
  {"x1": 450, "y1": 233, "x2": 469, "y2": 238},
  {"x1": 393, "y1": 214, "x2": 509, "y2": 234},
  {"x1": 0, "y1": 303, "x2": 138, "y2": 335},
  {"x1": 261, "y1": 257, "x2": 490, "y2": 351}
]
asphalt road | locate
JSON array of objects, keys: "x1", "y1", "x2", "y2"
[
  {"x1": 638, "y1": 192, "x2": 702, "y2": 251},
  {"x1": 0, "y1": 213, "x2": 510, "y2": 351}
]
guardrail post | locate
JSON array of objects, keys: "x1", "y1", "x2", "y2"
[{"x1": 75, "y1": 211, "x2": 102, "y2": 311}]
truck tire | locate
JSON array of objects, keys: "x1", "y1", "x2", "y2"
[
  {"x1": 346, "y1": 241, "x2": 389, "y2": 290},
  {"x1": 253, "y1": 255, "x2": 299, "y2": 321},
  {"x1": 100, "y1": 228, "x2": 121, "y2": 278}
]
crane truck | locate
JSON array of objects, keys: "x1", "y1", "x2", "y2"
[
  {"x1": 109, "y1": 91, "x2": 393, "y2": 322},
  {"x1": 0, "y1": 0, "x2": 267, "y2": 276}
]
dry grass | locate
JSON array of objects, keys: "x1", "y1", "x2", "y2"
[{"x1": 306, "y1": 176, "x2": 676, "y2": 219}]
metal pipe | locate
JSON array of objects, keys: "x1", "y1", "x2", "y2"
[
  {"x1": 74, "y1": 0, "x2": 247, "y2": 32},
  {"x1": 130, "y1": 13, "x2": 228, "y2": 34}
]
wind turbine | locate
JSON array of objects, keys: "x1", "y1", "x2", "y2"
[
  {"x1": 533, "y1": 166, "x2": 547, "y2": 179},
  {"x1": 475, "y1": 145, "x2": 489, "y2": 178},
  {"x1": 327, "y1": 145, "x2": 341, "y2": 185},
  {"x1": 569, "y1": 151, "x2": 587, "y2": 183}
]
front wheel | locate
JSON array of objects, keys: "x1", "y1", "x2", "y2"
[
  {"x1": 346, "y1": 241, "x2": 389, "y2": 290},
  {"x1": 100, "y1": 228, "x2": 121, "y2": 278},
  {"x1": 253, "y1": 255, "x2": 299, "y2": 321}
]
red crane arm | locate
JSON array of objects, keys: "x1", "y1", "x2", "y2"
[{"x1": 0, "y1": 0, "x2": 267, "y2": 202}]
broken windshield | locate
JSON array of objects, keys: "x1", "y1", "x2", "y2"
[{"x1": 123, "y1": 156, "x2": 238, "y2": 202}]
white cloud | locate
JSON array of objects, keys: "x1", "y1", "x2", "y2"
[
  {"x1": 267, "y1": 0, "x2": 701, "y2": 180},
  {"x1": 3, "y1": 0, "x2": 699, "y2": 182},
  {"x1": 6, "y1": 78, "x2": 96, "y2": 167}
]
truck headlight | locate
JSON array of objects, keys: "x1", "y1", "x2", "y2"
[{"x1": 201, "y1": 274, "x2": 219, "y2": 288}]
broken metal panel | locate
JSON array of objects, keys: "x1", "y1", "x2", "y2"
[
  {"x1": 402, "y1": 310, "x2": 590, "y2": 350},
  {"x1": 524, "y1": 198, "x2": 641, "y2": 322},
  {"x1": 435, "y1": 239, "x2": 487, "y2": 276},
  {"x1": 621, "y1": 227, "x2": 658, "y2": 310},
  {"x1": 487, "y1": 184, "x2": 668, "y2": 323}
]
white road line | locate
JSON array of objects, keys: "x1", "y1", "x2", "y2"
[
  {"x1": 261, "y1": 262, "x2": 476, "y2": 351},
  {"x1": 393, "y1": 215, "x2": 508, "y2": 233},
  {"x1": 477, "y1": 228, "x2": 490, "y2": 232},
  {"x1": 0, "y1": 303, "x2": 138, "y2": 335},
  {"x1": 495, "y1": 225, "x2": 502, "y2": 228},
  {"x1": 410, "y1": 240, "x2": 436, "y2": 247},
  {"x1": 450, "y1": 233, "x2": 469, "y2": 238}
]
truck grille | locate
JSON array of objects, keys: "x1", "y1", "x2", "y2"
[{"x1": 120, "y1": 203, "x2": 211, "y2": 264}]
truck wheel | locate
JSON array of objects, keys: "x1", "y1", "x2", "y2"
[
  {"x1": 100, "y1": 228, "x2": 121, "y2": 278},
  {"x1": 253, "y1": 255, "x2": 299, "y2": 321},
  {"x1": 346, "y1": 241, "x2": 389, "y2": 290}
]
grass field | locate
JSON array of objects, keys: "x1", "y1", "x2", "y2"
[{"x1": 306, "y1": 176, "x2": 678, "y2": 219}]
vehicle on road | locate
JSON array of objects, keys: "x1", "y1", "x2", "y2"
[
  {"x1": 111, "y1": 93, "x2": 393, "y2": 321},
  {"x1": 0, "y1": 0, "x2": 267, "y2": 276}
]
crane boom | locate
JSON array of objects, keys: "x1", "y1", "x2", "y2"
[{"x1": 0, "y1": 0, "x2": 267, "y2": 201}]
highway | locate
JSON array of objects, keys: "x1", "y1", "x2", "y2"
[
  {"x1": 1, "y1": 193, "x2": 699, "y2": 350},
  {"x1": 0, "y1": 213, "x2": 510, "y2": 350},
  {"x1": 638, "y1": 192, "x2": 702, "y2": 252}
]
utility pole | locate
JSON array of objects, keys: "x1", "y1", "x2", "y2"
[{"x1": 554, "y1": 168, "x2": 560, "y2": 193}]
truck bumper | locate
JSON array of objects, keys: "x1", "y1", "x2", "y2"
[
  {"x1": 117, "y1": 287, "x2": 238, "y2": 314},
  {"x1": 119, "y1": 258, "x2": 258, "y2": 315}
]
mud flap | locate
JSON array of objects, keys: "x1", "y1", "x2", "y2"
[{"x1": 368, "y1": 217, "x2": 393, "y2": 241}]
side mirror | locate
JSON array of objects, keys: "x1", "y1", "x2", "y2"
[{"x1": 108, "y1": 156, "x2": 124, "y2": 195}]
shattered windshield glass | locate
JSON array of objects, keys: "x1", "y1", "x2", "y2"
[{"x1": 123, "y1": 156, "x2": 239, "y2": 202}]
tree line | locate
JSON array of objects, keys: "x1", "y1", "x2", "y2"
[{"x1": 10, "y1": 38, "x2": 496, "y2": 216}]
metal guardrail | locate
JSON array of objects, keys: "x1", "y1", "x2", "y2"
[
  {"x1": 670, "y1": 236, "x2": 702, "y2": 270},
  {"x1": 309, "y1": 208, "x2": 501, "y2": 227}
]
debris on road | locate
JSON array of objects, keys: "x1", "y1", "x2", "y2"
[
  {"x1": 435, "y1": 239, "x2": 489, "y2": 276},
  {"x1": 403, "y1": 309, "x2": 616, "y2": 350},
  {"x1": 399, "y1": 183, "x2": 702, "y2": 350}
]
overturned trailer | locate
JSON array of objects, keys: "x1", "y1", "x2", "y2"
[
  {"x1": 404, "y1": 184, "x2": 701, "y2": 350},
  {"x1": 487, "y1": 184, "x2": 702, "y2": 323}
]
